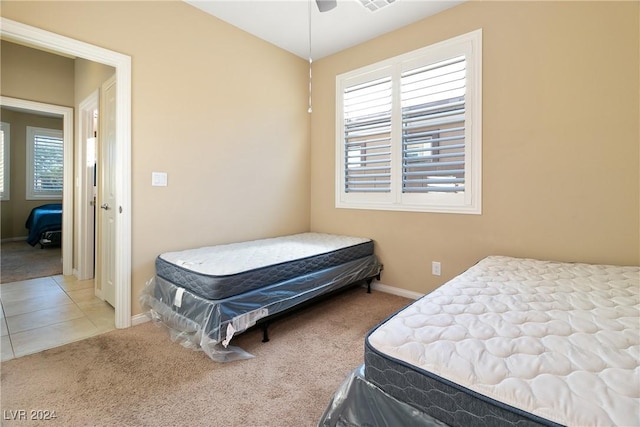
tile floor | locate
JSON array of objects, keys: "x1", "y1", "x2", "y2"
[{"x1": 0, "y1": 275, "x2": 115, "y2": 361}]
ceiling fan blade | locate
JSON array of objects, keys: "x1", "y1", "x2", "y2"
[{"x1": 316, "y1": 0, "x2": 337, "y2": 12}]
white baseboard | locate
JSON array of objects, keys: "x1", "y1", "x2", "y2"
[
  {"x1": 131, "y1": 313, "x2": 150, "y2": 326},
  {"x1": 370, "y1": 281, "x2": 424, "y2": 300}
]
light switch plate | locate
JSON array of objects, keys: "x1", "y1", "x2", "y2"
[{"x1": 152, "y1": 172, "x2": 168, "y2": 187}]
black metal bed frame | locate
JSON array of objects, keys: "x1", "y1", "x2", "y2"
[{"x1": 256, "y1": 273, "x2": 380, "y2": 343}]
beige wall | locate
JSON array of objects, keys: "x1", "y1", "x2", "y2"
[
  {"x1": 1, "y1": 1, "x2": 311, "y2": 314},
  {"x1": 310, "y1": 1, "x2": 640, "y2": 294},
  {"x1": 0, "y1": 40, "x2": 74, "y2": 106},
  {"x1": 75, "y1": 58, "x2": 115, "y2": 104},
  {"x1": 0, "y1": 40, "x2": 73, "y2": 241},
  {"x1": 2, "y1": 1, "x2": 637, "y2": 314},
  {"x1": 0, "y1": 108, "x2": 64, "y2": 239}
]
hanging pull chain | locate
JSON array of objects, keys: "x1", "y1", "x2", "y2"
[
  {"x1": 308, "y1": 0, "x2": 313, "y2": 113},
  {"x1": 308, "y1": 58, "x2": 313, "y2": 113}
]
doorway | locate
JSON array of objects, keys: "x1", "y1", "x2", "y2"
[
  {"x1": 0, "y1": 98, "x2": 115, "y2": 361},
  {"x1": 0, "y1": 97, "x2": 73, "y2": 277},
  {"x1": 1, "y1": 17, "x2": 132, "y2": 329}
]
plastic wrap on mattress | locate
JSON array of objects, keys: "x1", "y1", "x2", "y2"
[
  {"x1": 140, "y1": 255, "x2": 382, "y2": 362},
  {"x1": 318, "y1": 365, "x2": 448, "y2": 427}
]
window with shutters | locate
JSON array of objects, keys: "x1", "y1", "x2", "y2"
[
  {"x1": 0, "y1": 122, "x2": 10, "y2": 201},
  {"x1": 26, "y1": 126, "x2": 64, "y2": 200},
  {"x1": 336, "y1": 29, "x2": 482, "y2": 214}
]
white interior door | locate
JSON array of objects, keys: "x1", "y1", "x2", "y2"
[
  {"x1": 77, "y1": 91, "x2": 99, "y2": 281},
  {"x1": 87, "y1": 135, "x2": 96, "y2": 278},
  {"x1": 99, "y1": 74, "x2": 117, "y2": 308}
]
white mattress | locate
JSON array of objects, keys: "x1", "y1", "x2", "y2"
[
  {"x1": 367, "y1": 256, "x2": 640, "y2": 426},
  {"x1": 159, "y1": 232, "x2": 371, "y2": 275}
]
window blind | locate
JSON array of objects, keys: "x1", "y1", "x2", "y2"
[
  {"x1": 32, "y1": 133, "x2": 63, "y2": 194},
  {"x1": 401, "y1": 56, "x2": 466, "y2": 193},
  {"x1": 343, "y1": 76, "x2": 392, "y2": 193}
]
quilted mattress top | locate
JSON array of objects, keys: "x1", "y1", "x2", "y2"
[
  {"x1": 158, "y1": 232, "x2": 372, "y2": 276},
  {"x1": 367, "y1": 256, "x2": 639, "y2": 427}
]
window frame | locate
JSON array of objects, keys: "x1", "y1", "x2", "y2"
[
  {"x1": 335, "y1": 29, "x2": 482, "y2": 214},
  {"x1": 26, "y1": 125, "x2": 64, "y2": 200},
  {"x1": 0, "y1": 122, "x2": 10, "y2": 201}
]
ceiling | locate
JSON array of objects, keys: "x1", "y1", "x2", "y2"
[{"x1": 184, "y1": 0, "x2": 464, "y2": 60}]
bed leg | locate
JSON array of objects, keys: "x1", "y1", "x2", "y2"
[
  {"x1": 262, "y1": 322, "x2": 270, "y2": 343},
  {"x1": 366, "y1": 278, "x2": 373, "y2": 294}
]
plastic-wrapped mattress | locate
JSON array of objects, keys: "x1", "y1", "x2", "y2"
[
  {"x1": 141, "y1": 254, "x2": 382, "y2": 362},
  {"x1": 155, "y1": 232, "x2": 374, "y2": 300},
  {"x1": 319, "y1": 365, "x2": 448, "y2": 427},
  {"x1": 363, "y1": 256, "x2": 640, "y2": 427}
]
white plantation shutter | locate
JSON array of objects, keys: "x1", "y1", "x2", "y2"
[
  {"x1": 27, "y1": 126, "x2": 63, "y2": 199},
  {"x1": 336, "y1": 29, "x2": 481, "y2": 214},
  {"x1": 343, "y1": 76, "x2": 393, "y2": 193},
  {"x1": 401, "y1": 56, "x2": 466, "y2": 194},
  {"x1": 34, "y1": 134, "x2": 64, "y2": 191},
  {"x1": 0, "y1": 122, "x2": 10, "y2": 201}
]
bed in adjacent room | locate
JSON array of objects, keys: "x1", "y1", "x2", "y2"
[
  {"x1": 141, "y1": 232, "x2": 383, "y2": 362},
  {"x1": 320, "y1": 256, "x2": 639, "y2": 427},
  {"x1": 25, "y1": 203, "x2": 63, "y2": 248}
]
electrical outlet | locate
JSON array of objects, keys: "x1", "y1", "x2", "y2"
[{"x1": 432, "y1": 261, "x2": 441, "y2": 276}]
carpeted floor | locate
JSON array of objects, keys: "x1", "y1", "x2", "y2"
[
  {"x1": 0, "y1": 241, "x2": 62, "y2": 284},
  {"x1": 0, "y1": 285, "x2": 411, "y2": 426}
]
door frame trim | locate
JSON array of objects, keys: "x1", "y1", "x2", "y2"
[
  {"x1": 77, "y1": 89, "x2": 99, "y2": 282},
  {"x1": 1, "y1": 18, "x2": 132, "y2": 329},
  {"x1": 0, "y1": 96, "x2": 73, "y2": 277}
]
